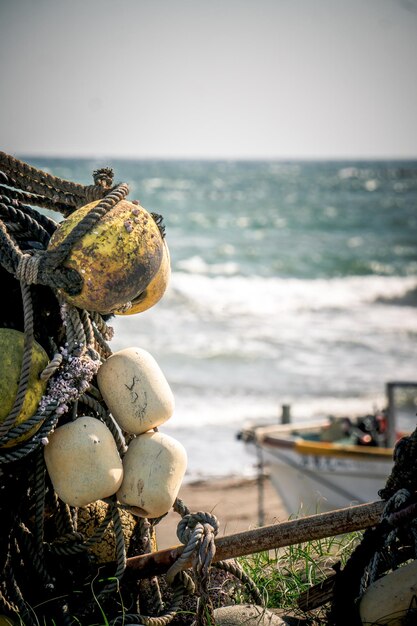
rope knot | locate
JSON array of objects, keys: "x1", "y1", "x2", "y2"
[
  {"x1": 176, "y1": 511, "x2": 219, "y2": 545},
  {"x1": 93, "y1": 167, "x2": 114, "y2": 189}
]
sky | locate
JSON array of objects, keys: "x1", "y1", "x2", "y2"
[{"x1": 0, "y1": 0, "x2": 416, "y2": 160}]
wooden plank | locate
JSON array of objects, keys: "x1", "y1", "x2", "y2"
[
  {"x1": 126, "y1": 500, "x2": 385, "y2": 579},
  {"x1": 297, "y1": 574, "x2": 336, "y2": 611}
]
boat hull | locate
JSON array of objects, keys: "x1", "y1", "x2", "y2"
[
  {"x1": 240, "y1": 420, "x2": 394, "y2": 514},
  {"x1": 262, "y1": 443, "x2": 392, "y2": 514}
]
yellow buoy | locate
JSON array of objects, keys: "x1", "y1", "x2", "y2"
[
  {"x1": 117, "y1": 431, "x2": 187, "y2": 518},
  {"x1": 115, "y1": 238, "x2": 171, "y2": 315},
  {"x1": 0, "y1": 328, "x2": 49, "y2": 447},
  {"x1": 97, "y1": 347, "x2": 175, "y2": 435},
  {"x1": 44, "y1": 416, "x2": 123, "y2": 507},
  {"x1": 47, "y1": 200, "x2": 165, "y2": 314}
]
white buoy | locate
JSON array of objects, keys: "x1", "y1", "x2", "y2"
[
  {"x1": 117, "y1": 431, "x2": 187, "y2": 518},
  {"x1": 44, "y1": 416, "x2": 123, "y2": 507},
  {"x1": 359, "y1": 559, "x2": 417, "y2": 625},
  {"x1": 97, "y1": 347, "x2": 175, "y2": 435}
]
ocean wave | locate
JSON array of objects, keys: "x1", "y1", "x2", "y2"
[
  {"x1": 112, "y1": 271, "x2": 417, "y2": 401},
  {"x1": 176, "y1": 255, "x2": 240, "y2": 276},
  {"x1": 166, "y1": 272, "x2": 417, "y2": 316}
]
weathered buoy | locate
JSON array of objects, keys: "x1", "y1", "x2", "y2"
[
  {"x1": 359, "y1": 559, "x2": 417, "y2": 625},
  {"x1": 47, "y1": 200, "x2": 165, "y2": 314},
  {"x1": 117, "y1": 431, "x2": 187, "y2": 518},
  {"x1": 97, "y1": 347, "x2": 175, "y2": 435},
  {"x1": 0, "y1": 328, "x2": 49, "y2": 447},
  {"x1": 77, "y1": 500, "x2": 158, "y2": 563},
  {"x1": 115, "y1": 238, "x2": 171, "y2": 315},
  {"x1": 44, "y1": 416, "x2": 123, "y2": 507},
  {"x1": 77, "y1": 500, "x2": 137, "y2": 563}
]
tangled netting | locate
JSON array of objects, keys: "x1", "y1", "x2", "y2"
[
  {"x1": 0, "y1": 153, "x2": 262, "y2": 626},
  {"x1": 328, "y1": 426, "x2": 417, "y2": 626}
]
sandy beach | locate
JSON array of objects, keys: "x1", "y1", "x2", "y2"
[{"x1": 155, "y1": 475, "x2": 288, "y2": 549}]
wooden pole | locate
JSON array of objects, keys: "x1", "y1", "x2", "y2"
[{"x1": 126, "y1": 500, "x2": 385, "y2": 579}]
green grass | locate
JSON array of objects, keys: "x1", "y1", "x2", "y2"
[{"x1": 237, "y1": 531, "x2": 361, "y2": 618}]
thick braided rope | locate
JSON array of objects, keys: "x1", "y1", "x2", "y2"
[
  {"x1": 0, "y1": 152, "x2": 111, "y2": 207},
  {"x1": 167, "y1": 511, "x2": 218, "y2": 626},
  {"x1": 148, "y1": 574, "x2": 165, "y2": 618},
  {"x1": 16, "y1": 523, "x2": 55, "y2": 591},
  {"x1": 16, "y1": 253, "x2": 40, "y2": 284},
  {"x1": 33, "y1": 449, "x2": 46, "y2": 552},
  {"x1": 166, "y1": 524, "x2": 203, "y2": 582},
  {"x1": 134, "y1": 518, "x2": 165, "y2": 617},
  {"x1": 50, "y1": 531, "x2": 84, "y2": 548},
  {"x1": 0, "y1": 400, "x2": 57, "y2": 449},
  {"x1": 92, "y1": 324, "x2": 113, "y2": 358},
  {"x1": 88, "y1": 309, "x2": 114, "y2": 341},
  {"x1": 109, "y1": 503, "x2": 128, "y2": 590},
  {"x1": 0, "y1": 197, "x2": 52, "y2": 246},
  {"x1": 0, "y1": 183, "x2": 73, "y2": 217},
  {"x1": 4, "y1": 560, "x2": 37, "y2": 626},
  {"x1": 52, "y1": 493, "x2": 75, "y2": 537},
  {"x1": 0, "y1": 216, "x2": 81, "y2": 294},
  {"x1": 90, "y1": 500, "x2": 127, "y2": 596},
  {"x1": 0, "y1": 282, "x2": 35, "y2": 436},
  {"x1": 40, "y1": 352, "x2": 64, "y2": 381},
  {"x1": 0, "y1": 407, "x2": 59, "y2": 462},
  {"x1": 194, "y1": 523, "x2": 217, "y2": 626},
  {"x1": 0, "y1": 587, "x2": 17, "y2": 616},
  {"x1": 42, "y1": 182, "x2": 129, "y2": 273},
  {"x1": 0, "y1": 151, "x2": 85, "y2": 198},
  {"x1": 173, "y1": 497, "x2": 190, "y2": 518},
  {"x1": 112, "y1": 571, "x2": 195, "y2": 626},
  {"x1": 79, "y1": 309, "x2": 95, "y2": 349},
  {"x1": 214, "y1": 560, "x2": 264, "y2": 606},
  {"x1": 0, "y1": 217, "x2": 22, "y2": 275}
]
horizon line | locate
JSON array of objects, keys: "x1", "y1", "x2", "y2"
[{"x1": 14, "y1": 152, "x2": 417, "y2": 163}]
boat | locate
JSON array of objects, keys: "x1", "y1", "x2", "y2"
[{"x1": 238, "y1": 381, "x2": 417, "y2": 514}]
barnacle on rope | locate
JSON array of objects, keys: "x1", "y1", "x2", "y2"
[{"x1": 38, "y1": 350, "x2": 101, "y2": 417}]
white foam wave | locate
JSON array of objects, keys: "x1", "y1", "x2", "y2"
[
  {"x1": 177, "y1": 255, "x2": 240, "y2": 276},
  {"x1": 167, "y1": 272, "x2": 417, "y2": 316}
]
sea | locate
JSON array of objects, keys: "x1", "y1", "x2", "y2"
[{"x1": 27, "y1": 157, "x2": 417, "y2": 480}]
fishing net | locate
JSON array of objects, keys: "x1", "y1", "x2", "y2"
[{"x1": 0, "y1": 153, "x2": 261, "y2": 626}]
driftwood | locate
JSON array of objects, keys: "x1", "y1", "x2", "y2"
[
  {"x1": 126, "y1": 500, "x2": 385, "y2": 578},
  {"x1": 297, "y1": 574, "x2": 337, "y2": 611}
]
